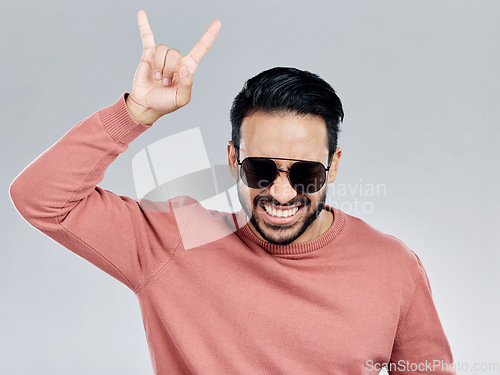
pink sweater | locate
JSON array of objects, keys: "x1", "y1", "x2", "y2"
[{"x1": 10, "y1": 93, "x2": 456, "y2": 375}]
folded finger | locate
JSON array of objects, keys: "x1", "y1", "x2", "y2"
[
  {"x1": 162, "y1": 49, "x2": 183, "y2": 85},
  {"x1": 154, "y1": 44, "x2": 168, "y2": 80}
]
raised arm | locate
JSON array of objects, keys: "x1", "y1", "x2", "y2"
[{"x1": 9, "y1": 10, "x2": 221, "y2": 292}]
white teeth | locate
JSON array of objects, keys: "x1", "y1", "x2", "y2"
[{"x1": 263, "y1": 205, "x2": 299, "y2": 218}]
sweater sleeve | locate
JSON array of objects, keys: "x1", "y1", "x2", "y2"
[
  {"x1": 9, "y1": 93, "x2": 184, "y2": 292},
  {"x1": 388, "y1": 251, "x2": 456, "y2": 375}
]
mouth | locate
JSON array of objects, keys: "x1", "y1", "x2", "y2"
[{"x1": 258, "y1": 202, "x2": 304, "y2": 225}]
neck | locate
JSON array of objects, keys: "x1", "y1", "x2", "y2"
[{"x1": 293, "y1": 208, "x2": 334, "y2": 243}]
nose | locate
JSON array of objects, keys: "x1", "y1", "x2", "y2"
[{"x1": 268, "y1": 171, "x2": 297, "y2": 204}]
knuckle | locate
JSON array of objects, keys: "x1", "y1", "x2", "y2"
[
  {"x1": 167, "y1": 49, "x2": 183, "y2": 64},
  {"x1": 168, "y1": 48, "x2": 181, "y2": 56},
  {"x1": 199, "y1": 41, "x2": 210, "y2": 51},
  {"x1": 140, "y1": 59, "x2": 154, "y2": 69}
]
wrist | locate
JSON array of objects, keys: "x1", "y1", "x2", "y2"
[{"x1": 125, "y1": 94, "x2": 161, "y2": 126}]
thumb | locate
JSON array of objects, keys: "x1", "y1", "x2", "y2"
[{"x1": 176, "y1": 64, "x2": 194, "y2": 108}]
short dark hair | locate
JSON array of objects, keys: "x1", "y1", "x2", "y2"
[{"x1": 230, "y1": 67, "x2": 344, "y2": 164}]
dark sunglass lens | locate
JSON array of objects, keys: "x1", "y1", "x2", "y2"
[
  {"x1": 241, "y1": 158, "x2": 277, "y2": 189},
  {"x1": 289, "y1": 162, "x2": 326, "y2": 193}
]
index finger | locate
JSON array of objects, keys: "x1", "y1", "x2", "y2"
[
  {"x1": 137, "y1": 10, "x2": 156, "y2": 53},
  {"x1": 186, "y1": 19, "x2": 221, "y2": 66}
]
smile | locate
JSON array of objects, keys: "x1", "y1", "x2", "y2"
[{"x1": 260, "y1": 202, "x2": 302, "y2": 219}]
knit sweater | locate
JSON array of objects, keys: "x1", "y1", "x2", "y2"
[{"x1": 9, "y1": 93, "x2": 456, "y2": 375}]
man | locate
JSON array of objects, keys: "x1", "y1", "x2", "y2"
[{"x1": 9, "y1": 9, "x2": 455, "y2": 375}]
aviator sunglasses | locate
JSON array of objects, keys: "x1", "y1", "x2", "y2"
[{"x1": 235, "y1": 147, "x2": 333, "y2": 194}]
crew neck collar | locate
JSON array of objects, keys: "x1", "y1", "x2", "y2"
[{"x1": 234, "y1": 205, "x2": 345, "y2": 256}]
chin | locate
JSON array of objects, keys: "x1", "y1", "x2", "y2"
[
  {"x1": 254, "y1": 217, "x2": 303, "y2": 245},
  {"x1": 251, "y1": 204, "x2": 323, "y2": 245},
  {"x1": 237, "y1": 183, "x2": 327, "y2": 245}
]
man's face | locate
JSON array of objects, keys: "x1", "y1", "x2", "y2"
[{"x1": 227, "y1": 110, "x2": 341, "y2": 245}]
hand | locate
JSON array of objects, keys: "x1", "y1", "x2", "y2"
[{"x1": 126, "y1": 10, "x2": 221, "y2": 125}]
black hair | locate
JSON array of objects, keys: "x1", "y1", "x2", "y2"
[{"x1": 230, "y1": 67, "x2": 344, "y2": 165}]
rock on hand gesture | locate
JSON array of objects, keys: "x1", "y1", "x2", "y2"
[{"x1": 126, "y1": 10, "x2": 221, "y2": 125}]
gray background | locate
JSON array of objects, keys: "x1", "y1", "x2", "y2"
[{"x1": 1, "y1": 0, "x2": 499, "y2": 374}]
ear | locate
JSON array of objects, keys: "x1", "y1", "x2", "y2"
[
  {"x1": 327, "y1": 147, "x2": 342, "y2": 184},
  {"x1": 227, "y1": 141, "x2": 238, "y2": 178}
]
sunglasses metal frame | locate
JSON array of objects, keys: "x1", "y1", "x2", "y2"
[{"x1": 234, "y1": 149, "x2": 333, "y2": 193}]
